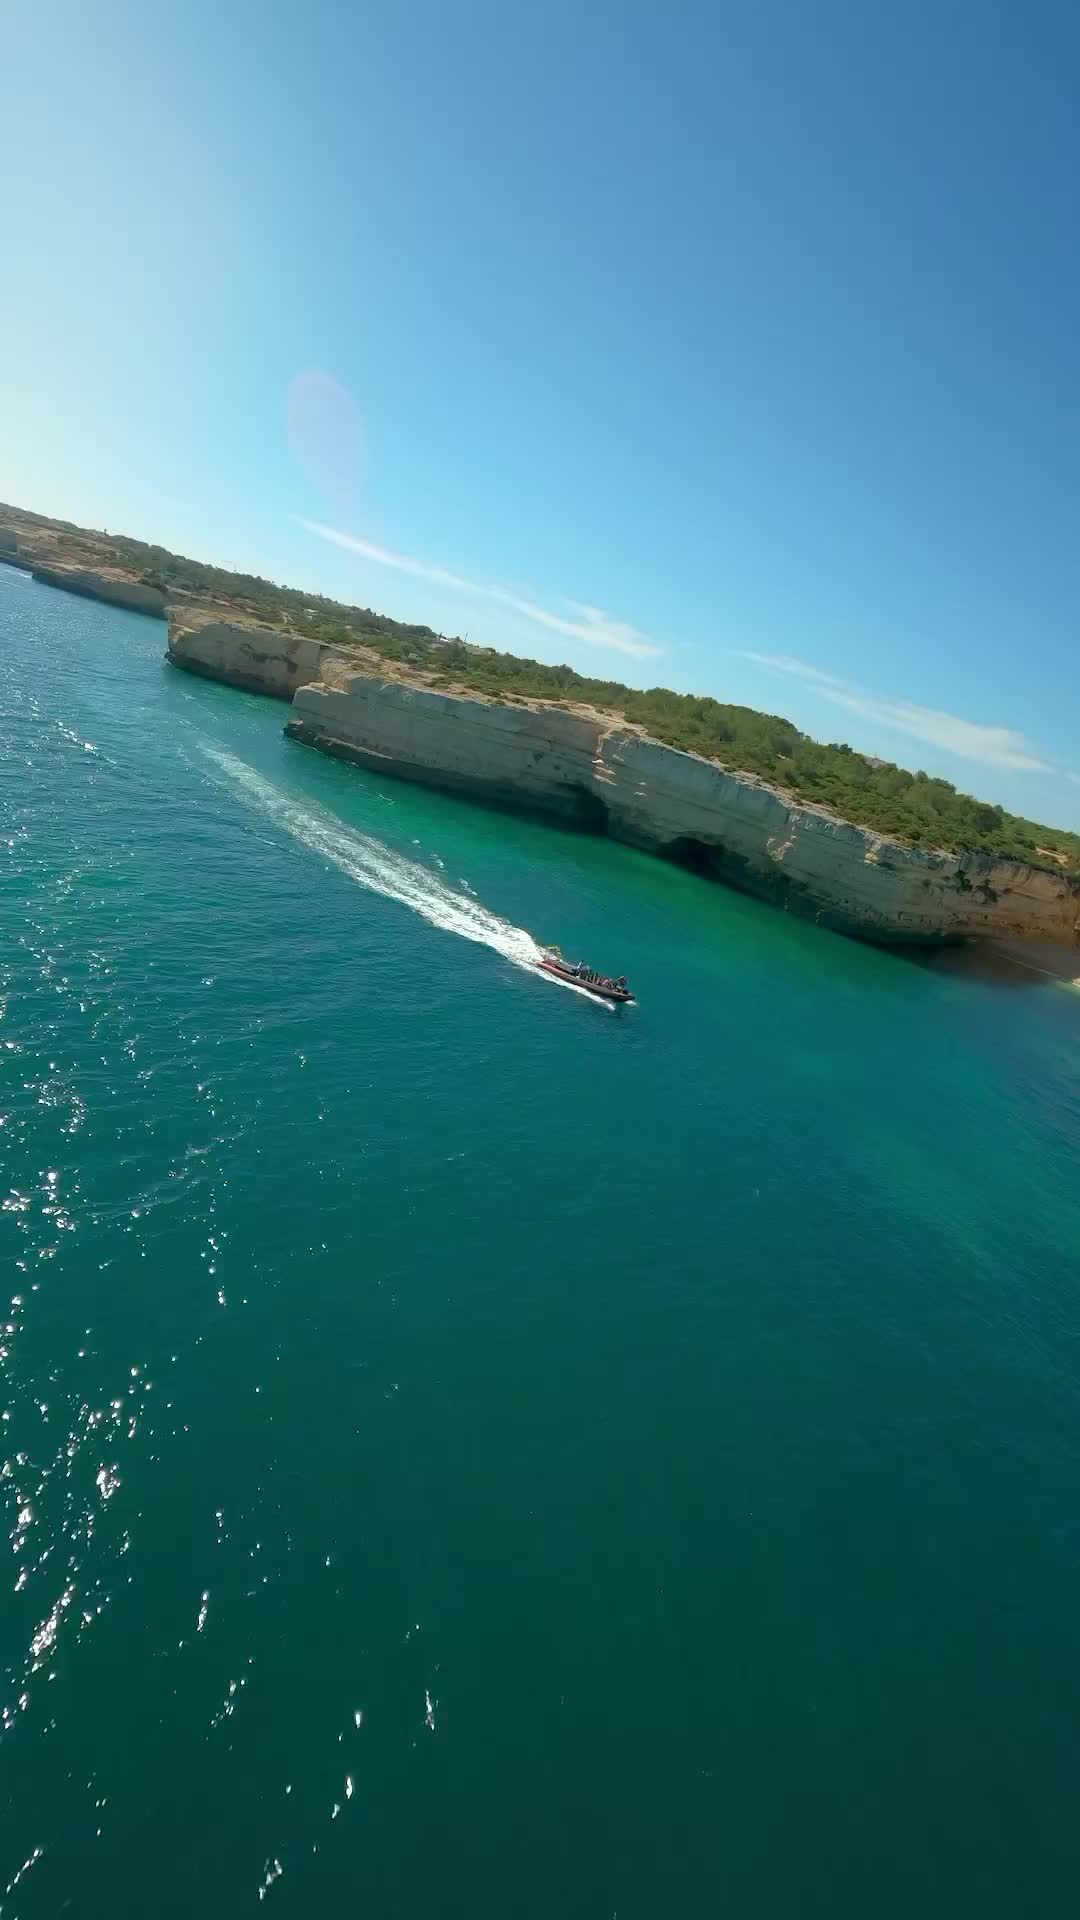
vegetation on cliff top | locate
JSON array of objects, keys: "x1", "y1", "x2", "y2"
[{"x1": 5, "y1": 503, "x2": 1079, "y2": 872}]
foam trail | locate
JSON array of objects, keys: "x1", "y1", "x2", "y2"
[{"x1": 198, "y1": 747, "x2": 610, "y2": 1003}]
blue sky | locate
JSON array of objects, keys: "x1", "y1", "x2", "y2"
[{"x1": 4, "y1": 0, "x2": 1080, "y2": 824}]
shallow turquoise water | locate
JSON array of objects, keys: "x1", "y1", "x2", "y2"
[{"x1": 3, "y1": 564, "x2": 1080, "y2": 1916}]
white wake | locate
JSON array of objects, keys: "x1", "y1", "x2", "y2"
[{"x1": 198, "y1": 746, "x2": 609, "y2": 1003}]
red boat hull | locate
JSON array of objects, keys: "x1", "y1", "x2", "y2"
[{"x1": 538, "y1": 958, "x2": 634, "y2": 1002}]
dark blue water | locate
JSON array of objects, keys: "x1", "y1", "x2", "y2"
[{"x1": 3, "y1": 563, "x2": 1080, "y2": 1915}]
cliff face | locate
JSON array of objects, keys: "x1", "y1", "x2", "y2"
[
  {"x1": 592, "y1": 731, "x2": 1080, "y2": 944},
  {"x1": 32, "y1": 564, "x2": 166, "y2": 618},
  {"x1": 167, "y1": 617, "x2": 1080, "y2": 949},
  {"x1": 290, "y1": 670, "x2": 608, "y2": 825},
  {"x1": 166, "y1": 617, "x2": 329, "y2": 696}
]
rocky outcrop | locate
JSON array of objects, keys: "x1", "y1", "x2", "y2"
[
  {"x1": 167, "y1": 616, "x2": 1080, "y2": 949},
  {"x1": 0, "y1": 528, "x2": 30, "y2": 569},
  {"x1": 32, "y1": 564, "x2": 166, "y2": 618},
  {"x1": 167, "y1": 617, "x2": 332, "y2": 697}
]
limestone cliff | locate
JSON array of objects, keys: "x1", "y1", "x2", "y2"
[
  {"x1": 166, "y1": 616, "x2": 329, "y2": 696},
  {"x1": 166, "y1": 616, "x2": 1080, "y2": 950},
  {"x1": 32, "y1": 563, "x2": 166, "y2": 618}
]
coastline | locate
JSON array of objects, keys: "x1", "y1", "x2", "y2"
[
  {"x1": 168, "y1": 613, "x2": 1080, "y2": 953},
  {"x1": 5, "y1": 497, "x2": 1079, "y2": 959}
]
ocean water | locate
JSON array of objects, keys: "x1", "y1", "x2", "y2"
[{"x1": 2, "y1": 563, "x2": 1080, "y2": 1918}]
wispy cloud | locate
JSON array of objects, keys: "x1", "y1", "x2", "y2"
[
  {"x1": 300, "y1": 519, "x2": 661, "y2": 659},
  {"x1": 737, "y1": 651, "x2": 1052, "y2": 773}
]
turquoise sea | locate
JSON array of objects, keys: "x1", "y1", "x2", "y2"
[{"x1": 3, "y1": 563, "x2": 1080, "y2": 1916}]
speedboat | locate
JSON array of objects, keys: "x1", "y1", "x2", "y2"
[{"x1": 538, "y1": 946, "x2": 634, "y2": 1002}]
